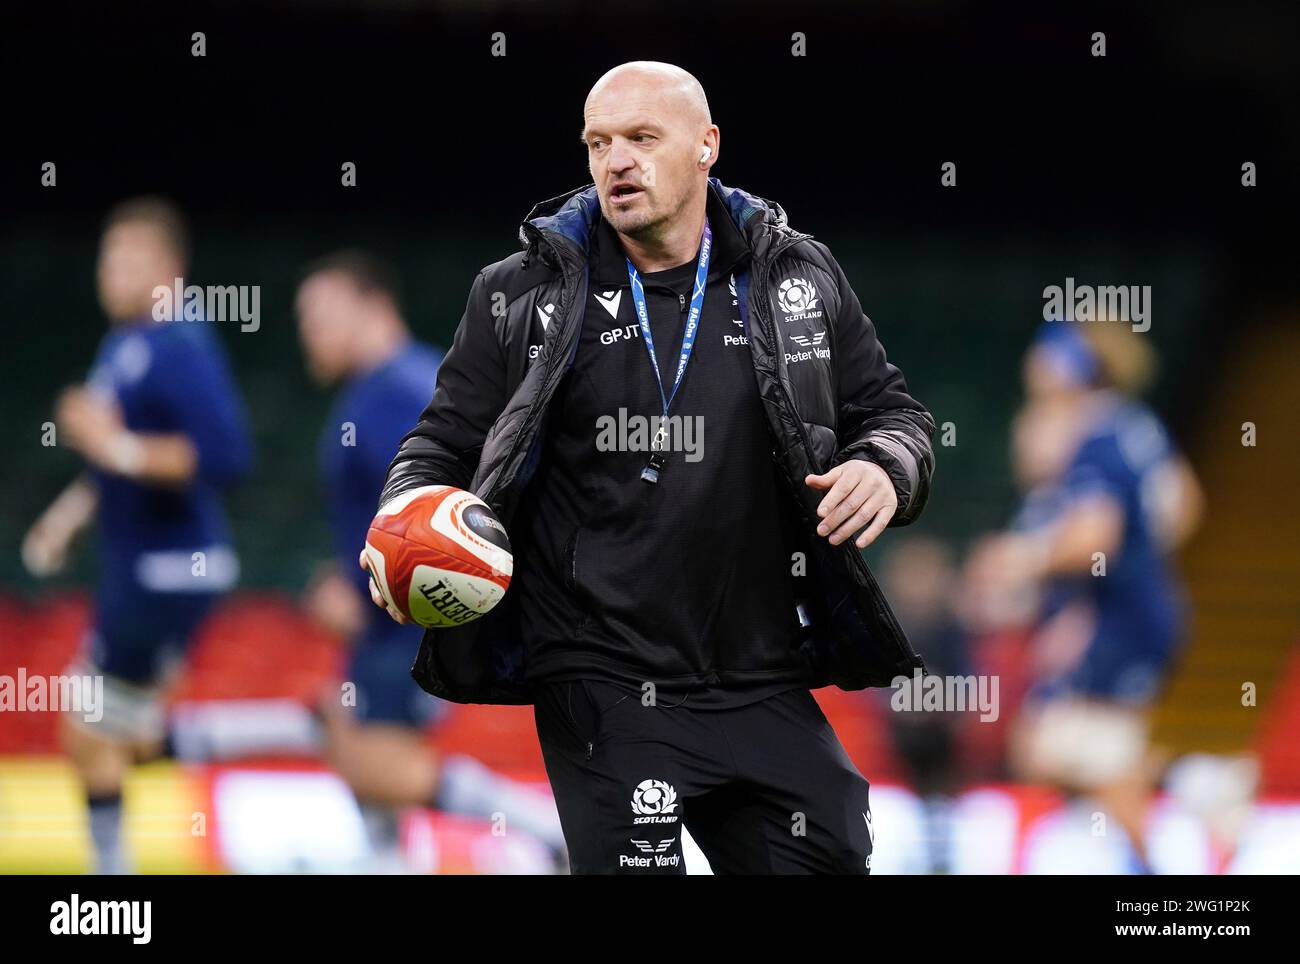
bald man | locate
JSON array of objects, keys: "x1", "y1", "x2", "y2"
[{"x1": 368, "y1": 62, "x2": 935, "y2": 874}]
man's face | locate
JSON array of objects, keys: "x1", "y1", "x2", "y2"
[
  {"x1": 295, "y1": 272, "x2": 364, "y2": 385},
  {"x1": 96, "y1": 222, "x2": 181, "y2": 323},
  {"x1": 582, "y1": 79, "x2": 709, "y2": 240}
]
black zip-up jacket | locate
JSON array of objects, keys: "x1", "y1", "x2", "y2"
[{"x1": 381, "y1": 178, "x2": 936, "y2": 704}]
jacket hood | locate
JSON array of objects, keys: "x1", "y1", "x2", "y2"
[{"x1": 518, "y1": 178, "x2": 791, "y2": 262}]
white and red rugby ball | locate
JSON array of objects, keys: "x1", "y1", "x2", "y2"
[{"x1": 364, "y1": 485, "x2": 513, "y2": 629}]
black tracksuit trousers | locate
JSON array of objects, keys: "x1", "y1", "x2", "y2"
[{"x1": 534, "y1": 679, "x2": 875, "y2": 875}]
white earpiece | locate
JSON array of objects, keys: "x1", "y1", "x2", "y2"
[{"x1": 699, "y1": 147, "x2": 712, "y2": 164}]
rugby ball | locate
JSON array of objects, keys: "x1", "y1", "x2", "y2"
[{"x1": 363, "y1": 485, "x2": 513, "y2": 629}]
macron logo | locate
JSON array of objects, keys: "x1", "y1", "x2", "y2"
[
  {"x1": 50, "y1": 894, "x2": 151, "y2": 944},
  {"x1": 595, "y1": 290, "x2": 622, "y2": 319},
  {"x1": 536, "y1": 303, "x2": 555, "y2": 331}
]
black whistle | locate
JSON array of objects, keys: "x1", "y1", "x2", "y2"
[{"x1": 641, "y1": 450, "x2": 666, "y2": 484}]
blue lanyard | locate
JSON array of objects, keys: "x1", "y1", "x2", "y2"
[{"x1": 626, "y1": 218, "x2": 712, "y2": 428}]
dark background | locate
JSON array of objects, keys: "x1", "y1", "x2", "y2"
[{"x1": 2, "y1": 0, "x2": 1296, "y2": 590}]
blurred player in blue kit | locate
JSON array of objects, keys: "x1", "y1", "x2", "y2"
[
  {"x1": 972, "y1": 320, "x2": 1203, "y2": 872},
  {"x1": 22, "y1": 197, "x2": 253, "y2": 873},
  {"x1": 295, "y1": 252, "x2": 564, "y2": 865}
]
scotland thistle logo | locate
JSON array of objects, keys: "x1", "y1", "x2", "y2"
[
  {"x1": 777, "y1": 277, "x2": 820, "y2": 319},
  {"x1": 631, "y1": 779, "x2": 679, "y2": 822}
]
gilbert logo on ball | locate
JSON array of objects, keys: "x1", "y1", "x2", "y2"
[{"x1": 364, "y1": 485, "x2": 513, "y2": 629}]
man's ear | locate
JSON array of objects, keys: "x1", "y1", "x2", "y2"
[{"x1": 701, "y1": 127, "x2": 720, "y2": 169}]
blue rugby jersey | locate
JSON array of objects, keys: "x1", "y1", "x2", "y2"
[
  {"x1": 85, "y1": 318, "x2": 252, "y2": 592},
  {"x1": 318, "y1": 340, "x2": 443, "y2": 638},
  {"x1": 1019, "y1": 394, "x2": 1188, "y2": 699}
]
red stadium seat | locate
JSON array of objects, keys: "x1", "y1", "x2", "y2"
[
  {"x1": 1254, "y1": 640, "x2": 1300, "y2": 796},
  {"x1": 431, "y1": 703, "x2": 549, "y2": 783},
  {"x1": 0, "y1": 592, "x2": 91, "y2": 753},
  {"x1": 169, "y1": 594, "x2": 344, "y2": 705}
]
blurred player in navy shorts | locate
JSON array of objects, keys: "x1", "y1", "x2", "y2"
[
  {"x1": 22, "y1": 197, "x2": 253, "y2": 873},
  {"x1": 296, "y1": 252, "x2": 564, "y2": 864},
  {"x1": 973, "y1": 320, "x2": 1203, "y2": 873}
]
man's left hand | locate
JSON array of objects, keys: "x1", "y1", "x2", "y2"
[{"x1": 805, "y1": 460, "x2": 898, "y2": 549}]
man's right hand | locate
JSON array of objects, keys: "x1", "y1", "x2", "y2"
[
  {"x1": 22, "y1": 476, "x2": 98, "y2": 578},
  {"x1": 357, "y1": 548, "x2": 411, "y2": 624},
  {"x1": 22, "y1": 516, "x2": 74, "y2": 577}
]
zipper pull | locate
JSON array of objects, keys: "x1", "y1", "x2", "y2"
[
  {"x1": 678, "y1": 292, "x2": 687, "y2": 313},
  {"x1": 586, "y1": 741, "x2": 594, "y2": 761}
]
